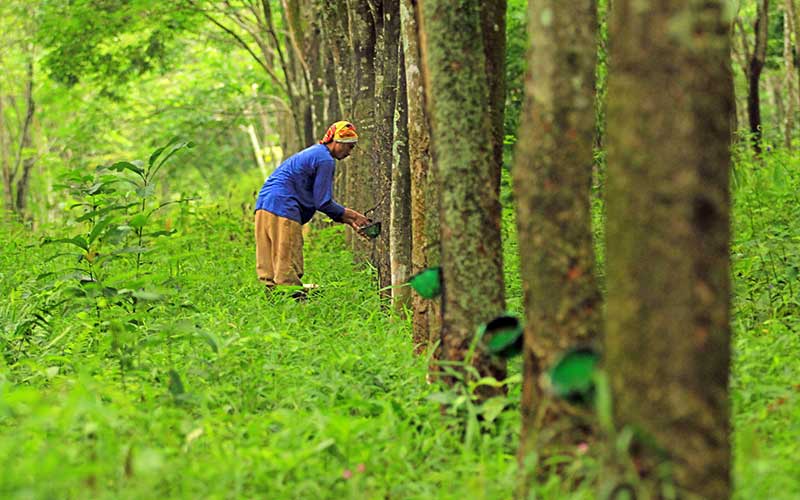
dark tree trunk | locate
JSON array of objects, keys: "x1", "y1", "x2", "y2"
[
  {"x1": 348, "y1": 0, "x2": 378, "y2": 263},
  {"x1": 419, "y1": 0, "x2": 506, "y2": 398},
  {"x1": 514, "y1": 0, "x2": 602, "y2": 488},
  {"x1": 606, "y1": 1, "x2": 733, "y2": 497},
  {"x1": 0, "y1": 63, "x2": 12, "y2": 211},
  {"x1": 748, "y1": 0, "x2": 769, "y2": 153},
  {"x1": 13, "y1": 57, "x2": 36, "y2": 215},
  {"x1": 317, "y1": 1, "x2": 351, "y2": 207},
  {"x1": 371, "y1": 0, "x2": 401, "y2": 293},
  {"x1": 480, "y1": 0, "x2": 507, "y2": 194}
]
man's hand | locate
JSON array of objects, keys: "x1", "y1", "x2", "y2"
[{"x1": 341, "y1": 207, "x2": 370, "y2": 233}]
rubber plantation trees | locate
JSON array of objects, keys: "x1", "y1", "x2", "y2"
[
  {"x1": 513, "y1": 0, "x2": 602, "y2": 490},
  {"x1": 606, "y1": 0, "x2": 734, "y2": 497},
  {"x1": 419, "y1": 0, "x2": 508, "y2": 397}
]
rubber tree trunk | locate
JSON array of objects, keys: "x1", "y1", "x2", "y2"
[
  {"x1": 318, "y1": 0, "x2": 354, "y2": 209},
  {"x1": 0, "y1": 62, "x2": 12, "y2": 211},
  {"x1": 12, "y1": 57, "x2": 35, "y2": 215},
  {"x1": 514, "y1": 0, "x2": 602, "y2": 488},
  {"x1": 606, "y1": 1, "x2": 733, "y2": 497},
  {"x1": 391, "y1": 51, "x2": 413, "y2": 313},
  {"x1": 784, "y1": 4, "x2": 796, "y2": 148},
  {"x1": 419, "y1": 0, "x2": 506, "y2": 398},
  {"x1": 481, "y1": 0, "x2": 507, "y2": 193},
  {"x1": 748, "y1": 0, "x2": 769, "y2": 153},
  {"x1": 400, "y1": 0, "x2": 440, "y2": 354},
  {"x1": 372, "y1": 0, "x2": 402, "y2": 293}
]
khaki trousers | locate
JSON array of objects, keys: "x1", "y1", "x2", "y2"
[{"x1": 254, "y1": 210, "x2": 304, "y2": 286}]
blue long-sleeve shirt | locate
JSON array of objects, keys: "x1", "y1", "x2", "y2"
[{"x1": 255, "y1": 144, "x2": 345, "y2": 225}]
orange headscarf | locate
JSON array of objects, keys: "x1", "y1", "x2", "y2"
[{"x1": 320, "y1": 121, "x2": 359, "y2": 144}]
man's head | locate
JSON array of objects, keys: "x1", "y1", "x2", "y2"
[{"x1": 320, "y1": 121, "x2": 358, "y2": 160}]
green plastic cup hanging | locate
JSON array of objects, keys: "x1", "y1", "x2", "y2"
[
  {"x1": 408, "y1": 266, "x2": 442, "y2": 299},
  {"x1": 483, "y1": 315, "x2": 523, "y2": 359},
  {"x1": 547, "y1": 347, "x2": 600, "y2": 405},
  {"x1": 360, "y1": 220, "x2": 381, "y2": 239}
]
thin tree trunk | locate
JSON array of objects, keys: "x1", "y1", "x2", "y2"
[
  {"x1": 733, "y1": 18, "x2": 752, "y2": 140},
  {"x1": 244, "y1": 122, "x2": 268, "y2": 179},
  {"x1": 391, "y1": 52, "x2": 412, "y2": 312},
  {"x1": 349, "y1": 0, "x2": 378, "y2": 263},
  {"x1": 318, "y1": 0, "x2": 357, "y2": 244},
  {"x1": 419, "y1": 0, "x2": 506, "y2": 398},
  {"x1": 789, "y1": 0, "x2": 800, "y2": 112},
  {"x1": 13, "y1": 57, "x2": 35, "y2": 215},
  {"x1": 401, "y1": 0, "x2": 439, "y2": 354},
  {"x1": 769, "y1": 74, "x2": 785, "y2": 143},
  {"x1": 372, "y1": 0, "x2": 401, "y2": 293},
  {"x1": 481, "y1": 0, "x2": 507, "y2": 194},
  {"x1": 606, "y1": 1, "x2": 733, "y2": 497},
  {"x1": 515, "y1": 0, "x2": 602, "y2": 488},
  {"x1": 785, "y1": 3, "x2": 796, "y2": 148},
  {"x1": 0, "y1": 76, "x2": 13, "y2": 211},
  {"x1": 748, "y1": 0, "x2": 769, "y2": 153}
]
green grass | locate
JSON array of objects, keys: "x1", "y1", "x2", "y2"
[
  {"x1": 1, "y1": 212, "x2": 523, "y2": 499},
  {"x1": 1, "y1": 148, "x2": 799, "y2": 499}
]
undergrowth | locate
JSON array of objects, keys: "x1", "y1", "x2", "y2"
[{"x1": 1, "y1": 146, "x2": 798, "y2": 499}]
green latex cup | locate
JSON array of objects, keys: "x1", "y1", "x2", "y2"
[
  {"x1": 361, "y1": 221, "x2": 381, "y2": 239},
  {"x1": 483, "y1": 315, "x2": 523, "y2": 359},
  {"x1": 408, "y1": 266, "x2": 442, "y2": 299},
  {"x1": 548, "y1": 347, "x2": 600, "y2": 405}
]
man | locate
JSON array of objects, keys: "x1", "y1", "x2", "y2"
[{"x1": 254, "y1": 120, "x2": 370, "y2": 288}]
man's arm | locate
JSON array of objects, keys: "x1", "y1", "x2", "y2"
[
  {"x1": 312, "y1": 160, "x2": 369, "y2": 230},
  {"x1": 312, "y1": 160, "x2": 345, "y2": 221},
  {"x1": 341, "y1": 207, "x2": 370, "y2": 230}
]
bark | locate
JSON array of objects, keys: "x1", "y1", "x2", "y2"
[
  {"x1": 282, "y1": 0, "x2": 316, "y2": 146},
  {"x1": 789, "y1": 0, "x2": 800, "y2": 112},
  {"x1": 391, "y1": 52, "x2": 412, "y2": 312},
  {"x1": 419, "y1": 0, "x2": 506, "y2": 397},
  {"x1": 748, "y1": 0, "x2": 769, "y2": 152},
  {"x1": 1, "y1": 73, "x2": 12, "y2": 211},
  {"x1": 244, "y1": 122, "x2": 268, "y2": 179},
  {"x1": 606, "y1": 1, "x2": 732, "y2": 497},
  {"x1": 13, "y1": 57, "x2": 35, "y2": 215},
  {"x1": 372, "y1": 0, "x2": 401, "y2": 293},
  {"x1": 785, "y1": 3, "x2": 796, "y2": 148},
  {"x1": 349, "y1": 0, "x2": 378, "y2": 262},
  {"x1": 515, "y1": 0, "x2": 602, "y2": 486},
  {"x1": 400, "y1": 0, "x2": 440, "y2": 354},
  {"x1": 769, "y1": 74, "x2": 785, "y2": 141},
  {"x1": 317, "y1": 1, "x2": 351, "y2": 206},
  {"x1": 480, "y1": 0, "x2": 507, "y2": 194}
]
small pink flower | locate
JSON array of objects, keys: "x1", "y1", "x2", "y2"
[
  {"x1": 577, "y1": 442, "x2": 589, "y2": 455},
  {"x1": 356, "y1": 463, "x2": 366, "y2": 473},
  {"x1": 342, "y1": 469, "x2": 353, "y2": 480}
]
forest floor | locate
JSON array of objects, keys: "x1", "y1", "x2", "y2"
[{"x1": 1, "y1": 150, "x2": 799, "y2": 499}]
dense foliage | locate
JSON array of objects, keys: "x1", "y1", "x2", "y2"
[
  {"x1": 2, "y1": 0, "x2": 799, "y2": 497},
  {"x1": 1, "y1": 145, "x2": 798, "y2": 498}
]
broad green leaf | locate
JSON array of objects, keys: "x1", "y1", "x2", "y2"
[
  {"x1": 132, "y1": 290, "x2": 163, "y2": 301},
  {"x1": 129, "y1": 213, "x2": 149, "y2": 229},
  {"x1": 89, "y1": 215, "x2": 114, "y2": 243},
  {"x1": 136, "y1": 184, "x2": 156, "y2": 198},
  {"x1": 109, "y1": 161, "x2": 145, "y2": 177},
  {"x1": 42, "y1": 236, "x2": 89, "y2": 252},
  {"x1": 480, "y1": 396, "x2": 508, "y2": 423}
]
